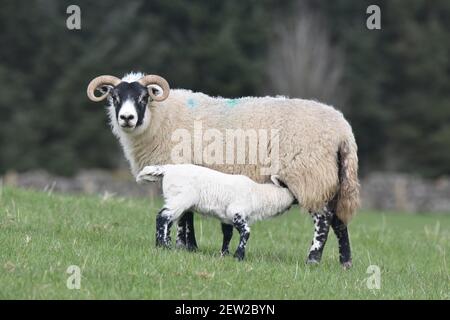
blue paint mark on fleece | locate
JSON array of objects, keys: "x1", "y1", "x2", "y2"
[
  {"x1": 225, "y1": 99, "x2": 239, "y2": 108},
  {"x1": 186, "y1": 98, "x2": 197, "y2": 108}
]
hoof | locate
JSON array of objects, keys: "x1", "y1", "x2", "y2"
[
  {"x1": 176, "y1": 241, "x2": 197, "y2": 251},
  {"x1": 220, "y1": 250, "x2": 230, "y2": 257},
  {"x1": 341, "y1": 260, "x2": 353, "y2": 270},
  {"x1": 305, "y1": 252, "x2": 322, "y2": 265}
]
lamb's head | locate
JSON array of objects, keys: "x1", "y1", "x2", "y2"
[{"x1": 87, "y1": 73, "x2": 170, "y2": 134}]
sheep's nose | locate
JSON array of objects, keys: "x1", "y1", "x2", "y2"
[{"x1": 120, "y1": 114, "x2": 135, "y2": 121}]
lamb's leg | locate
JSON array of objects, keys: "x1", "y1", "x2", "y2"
[
  {"x1": 184, "y1": 211, "x2": 198, "y2": 251},
  {"x1": 330, "y1": 214, "x2": 352, "y2": 269},
  {"x1": 176, "y1": 214, "x2": 187, "y2": 248},
  {"x1": 220, "y1": 223, "x2": 233, "y2": 256},
  {"x1": 306, "y1": 209, "x2": 332, "y2": 265},
  {"x1": 176, "y1": 211, "x2": 198, "y2": 251},
  {"x1": 155, "y1": 208, "x2": 173, "y2": 248},
  {"x1": 232, "y1": 214, "x2": 250, "y2": 261}
]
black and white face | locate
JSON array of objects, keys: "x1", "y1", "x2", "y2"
[
  {"x1": 107, "y1": 82, "x2": 149, "y2": 133},
  {"x1": 88, "y1": 73, "x2": 169, "y2": 135},
  {"x1": 101, "y1": 82, "x2": 162, "y2": 134}
]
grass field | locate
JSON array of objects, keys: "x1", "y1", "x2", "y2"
[{"x1": 0, "y1": 186, "x2": 449, "y2": 299}]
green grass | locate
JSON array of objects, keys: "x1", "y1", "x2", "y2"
[{"x1": 0, "y1": 186, "x2": 449, "y2": 299}]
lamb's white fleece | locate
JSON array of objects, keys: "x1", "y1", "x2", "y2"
[{"x1": 136, "y1": 164, "x2": 295, "y2": 225}]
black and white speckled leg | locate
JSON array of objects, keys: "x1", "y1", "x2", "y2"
[
  {"x1": 306, "y1": 208, "x2": 332, "y2": 265},
  {"x1": 175, "y1": 211, "x2": 198, "y2": 251},
  {"x1": 184, "y1": 211, "x2": 198, "y2": 251},
  {"x1": 331, "y1": 214, "x2": 352, "y2": 269},
  {"x1": 220, "y1": 223, "x2": 233, "y2": 256},
  {"x1": 232, "y1": 214, "x2": 250, "y2": 261},
  {"x1": 155, "y1": 208, "x2": 172, "y2": 248},
  {"x1": 176, "y1": 214, "x2": 187, "y2": 248}
]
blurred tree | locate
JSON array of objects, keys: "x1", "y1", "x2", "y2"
[
  {"x1": 380, "y1": 0, "x2": 450, "y2": 176},
  {"x1": 309, "y1": 0, "x2": 450, "y2": 177},
  {"x1": 266, "y1": 2, "x2": 347, "y2": 107}
]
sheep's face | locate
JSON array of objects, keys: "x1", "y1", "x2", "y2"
[{"x1": 104, "y1": 82, "x2": 162, "y2": 135}]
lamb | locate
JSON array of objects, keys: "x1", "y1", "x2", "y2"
[
  {"x1": 136, "y1": 164, "x2": 296, "y2": 260},
  {"x1": 86, "y1": 72, "x2": 360, "y2": 268}
]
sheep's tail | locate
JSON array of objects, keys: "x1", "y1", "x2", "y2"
[
  {"x1": 136, "y1": 165, "x2": 166, "y2": 184},
  {"x1": 335, "y1": 138, "x2": 360, "y2": 225}
]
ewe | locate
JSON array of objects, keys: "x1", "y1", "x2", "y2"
[{"x1": 87, "y1": 72, "x2": 359, "y2": 268}]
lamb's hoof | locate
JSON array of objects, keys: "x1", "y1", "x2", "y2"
[
  {"x1": 176, "y1": 240, "x2": 197, "y2": 251},
  {"x1": 233, "y1": 251, "x2": 245, "y2": 261},
  {"x1": 341, "y1": 260, "x2": 353, "y2": 270},
  {"x1": 220, "y1": 250, "x2": 230, "y2": 257},
  {"x1": 306, "y1": 252, "x2": 322, "y2": 265}
]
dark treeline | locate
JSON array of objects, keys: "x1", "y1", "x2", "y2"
[{"x1": 0, "y1": 0, "x2": 449, "y2": 177}]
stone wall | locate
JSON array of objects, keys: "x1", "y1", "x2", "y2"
[
  {"x1": 2, "y1": 170, "x2": 450, "y2": 213},
  {"x1": 2, "y1": 170, "x2": 160, "y2": 199},
  {"x1": 360, "y1": 172, "x2": 450, "y2": 213}
]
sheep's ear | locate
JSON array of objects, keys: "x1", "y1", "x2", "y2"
[
  {"x1": 97, "y1": 85, "x2": 114, "y2": 95},
  {"x1": 147, "y1": 84, "x2": 163, "y2": 99}
]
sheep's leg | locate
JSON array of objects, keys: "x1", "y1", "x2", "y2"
[
  {"x1": 306, "y1": 209, "x2": 332, "y2": 265},
  {"x1": 330, "y1": 214, "x2": 352, "y2": 269},
  {"x1": 220, "y1": 223, "x2": 233, "y2": 256},
  {"x1": 155, "y1": 208, "x2": 173, "y2": 248},
  {"x1": 232, "y1": 214, "x2": 250, "y2": 261}
]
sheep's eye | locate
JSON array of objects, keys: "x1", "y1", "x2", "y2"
[
  {"x1": 139, "y1": 95, "x2": 148, "y2": 104},
  {"x1": 113, "y1": 95, "x2": 120, "y2": 105}
]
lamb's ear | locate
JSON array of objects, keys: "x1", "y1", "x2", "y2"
[
  {"x1": 270, "y1": 175, "x2": 285, "y2": 187},
  {"x1": 147, "y1": 85, "x2": 163, "y2": 99}
]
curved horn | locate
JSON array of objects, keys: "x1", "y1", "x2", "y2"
[
  {"x1": 87, "y1": 75, "x2": 121, "y2": 102},
  {"x1": 138, "y1": 75, "x2": 170, "y2": 102}
]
